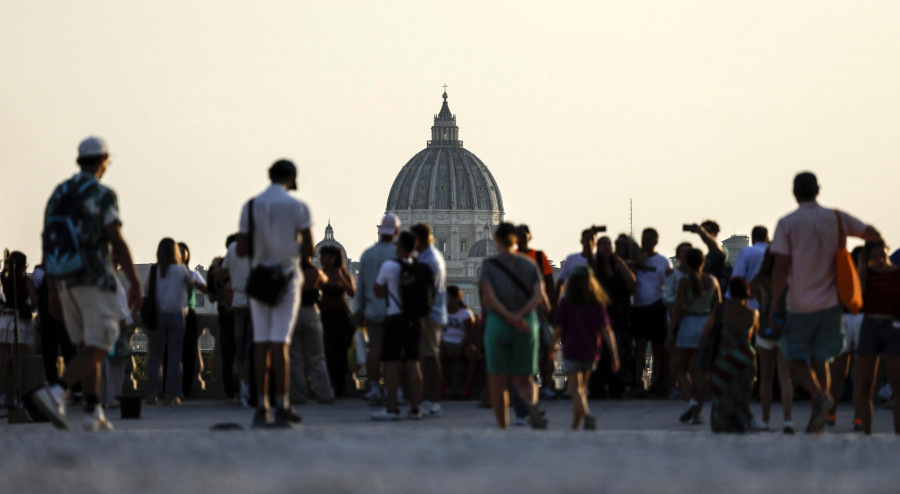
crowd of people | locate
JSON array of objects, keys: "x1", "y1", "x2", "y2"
[{"x1": 2, "y1": 136, "x2": 899, "y2": 435}]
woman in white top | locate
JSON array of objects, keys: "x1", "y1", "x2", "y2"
[
  {"x1": 441, "y1": 285, "x2": 479, "y2": 399},
  {"x1": 145, "y1": 238, "x2": 194, "y2": 405}
]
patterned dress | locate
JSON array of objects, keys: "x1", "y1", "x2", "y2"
[{"x1": 709, "y1": 312, "x2": 757, "y2": 432}]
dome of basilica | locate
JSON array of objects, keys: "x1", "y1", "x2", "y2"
[{"x1": 385, "y1": 91, "x2": 503, "y2": 213}]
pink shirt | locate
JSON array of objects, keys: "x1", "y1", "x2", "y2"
[{"x1": 770, "y1": 202, "x2": 866, "y2": 313}]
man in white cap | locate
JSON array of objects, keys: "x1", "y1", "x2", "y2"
[
  {"x1": 354, "y1": 213, "x2": 401, "y2": 403},
  {"x1": 34, "y1": 136, "x2": 142, "y2": 431},
  {"x1": 236, "y1": 159, "x2": 312, "y2": 427}
]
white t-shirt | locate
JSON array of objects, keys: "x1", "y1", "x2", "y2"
[
  {"x1": 239, "y1": 184, "x2": 311, "y2": 275},
  {"x1": 443, "y1": 307, "x2": 474, "y2": 345},
  {"x1": 375, "y1": 259, "x2": 409, "y2": 317},
  {"x1": 222, "y1": 242, "x2": 251, "y2": 308},
  {"x1": 557, "y1": 252, "x2": 590, "y2": 282},
  {"x1": 633, "y1": 253, "x2": 672, "y2": 307}
]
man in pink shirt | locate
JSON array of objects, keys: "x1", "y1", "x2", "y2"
[{"x1": 770, "y1": 171, "x2": 881, "y2": 433}]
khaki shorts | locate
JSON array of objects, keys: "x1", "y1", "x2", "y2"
[
  {"x1": 419, "y1": 317, "x2": 442, "y2": 358},
  {"x1": 59, "y1": 284, "x2": 120, "y2": 351}
]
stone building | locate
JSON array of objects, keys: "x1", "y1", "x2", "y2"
[{"x1": 385, "y1": 91, "x2": 505, "y2": 309}]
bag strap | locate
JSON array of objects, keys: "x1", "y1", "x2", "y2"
[
  {"x1": 834, "y1": 210, "x2": 846, "y2": 249},
  {"x1": 487, "y1": 258, "x2": 532, "y2": 297},
  {"x1": 386, "y1": 259, "x2": 404, "y2": 310}
]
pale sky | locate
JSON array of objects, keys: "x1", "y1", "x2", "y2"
[{"x1": 3, "y1": 1, "x2": 899, "y2": 270}]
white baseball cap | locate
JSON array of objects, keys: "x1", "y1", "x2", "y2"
[
  {"x1": 378, "y1": 214, "x2": 401, "y2": 236},
  {"x1": 78, "y1": 136, "x2": 109, "y2": 158}
]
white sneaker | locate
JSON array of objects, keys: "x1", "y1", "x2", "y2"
[
  {"x1": 420, "y1": 400, "x2": 442, "y2": 418},
  {"x1": 370, "y1": 408, "x2": 401, "y2": 421},
  {"x1": 406, "y1": 409, "x2": 423, "y2": 420},
  {"x1": 363, "y1": 386, "x2": 382, "y2": 401},
  {"x1": 83, "y1": 407, "x2": 114, "y2": 431},
  {"x1": 34, "y1": 384, "x2": 70, "y2": 430}
]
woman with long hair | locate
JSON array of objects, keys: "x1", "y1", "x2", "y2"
[
  {"x1": 591, "y1": 235, "x2": 635, "y2": 398},
  {"x1": 551, "y1": 265, "x2": 619, "y2": 430},
  {"x1": 708, "y1": 277, "x2": 758, "y2": 433},
  {"x1": 667, "y1": 248, "x2": 720, "y2": 424},
  {"x1": 0, "y1": 251, "x2": 38, "y2": 407},
  {"x1": 856, "y1": 240, "x2": 900, "y2": 434},
  {"x1": 176, "y1": 242, "x2": 208, "y2": 399},
  {"x1": 145, "y1": 238, "x2": 194, "y2": 405},
  {"x1": 751, "y1": 249, "x2": 795, "y2": 433},
  {"x1": 480, "y1": 222, "x2": 548, "y2": 429},
  {"x1": 289, "y1": 255, "x2": 334, "y2": 403},
  {"x1": 318, "y1": 245, "x2": 356, "y2": 399}
]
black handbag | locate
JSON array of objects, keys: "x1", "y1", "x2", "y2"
[
  {"x1": 244, "y1": 199, "x2": 292, "y2": 306},
  {"x1": 139, "y1": 264, "x2": 158, "y2": 331}
]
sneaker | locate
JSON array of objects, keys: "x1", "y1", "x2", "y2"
[
  {"x1": 274, "y1": 407, "x2": 302, "y2": 426},
  {"x1": 583, "y1": 415, "x2": 597, "y2": 431},
  {"x1": 362, "y1": 386, "x2": 382, "y2": 402},
  {"x1": 514, "y1": 416, "x2": 527, "y2": 426},
  {"x1": 679, "y1": 403, "x2": 696, "y2": 424},
  {"x1": 806, "y1": 394, "x2": 834, "y2": 434},
  {"x1": 784, "y1": 424, "x2": 795, "y2": 435},
  {"x1": 825, "y1": 414, "x2": 836, "y2": 426},
  {"x1": 757, "y1": 421, "x2": 772, "y2": 432},
  {"x1": 164, "y1": 397, "x2": 182, "y2": 406},
  {"x1": 421, "y1": 400, "x2": 442, "y2": 418},
  {"x1": 540, "y1": 387, "x2": 556, "y2": 400},
  {"x1": 33, "y1": 384, "x2": 70, "y2": 430},
  {"x1": 406, "y1": 409, "x2": 423, "y2": 420},
  {"x1": 853, "y1": 418, "x2": 864, "y2": 432},
  {"x1": 252, "y1": 408, "x2": 270, "y2": 427},
  {"x1": 691, "y1": 406, "x2": 704, "y2": 425},
  {"x1": 83, "y1": 407, "x2": 114, "y2": 431},
  {"x1": 371, "y1": 408, "x2": 401, "y2": 421},
  {"x1": 397, "y1": 388, "x2": 408, "y2": 406}
]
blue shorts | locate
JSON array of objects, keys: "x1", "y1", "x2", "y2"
[{"x1": 781, "y1": 306, "x2": 843, "y2": 362}]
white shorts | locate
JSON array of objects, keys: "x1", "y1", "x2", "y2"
[
  {"x1": 0, "y1": 311, "x2": 35, "y2": 345},
  {"x1": 59, "y1": 284, "x2": 120, "y2": 351},
  {"x1": 249, "y1": 276, "x2": 300, "y2": 344},
  {"x1": 841, "y1": 313, "x2": 864, "y2": 354}
]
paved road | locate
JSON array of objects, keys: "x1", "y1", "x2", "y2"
[{"x1": 1, "y1": 397, "x2": 897, "y2": 493}]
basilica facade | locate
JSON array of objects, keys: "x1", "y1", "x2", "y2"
[{"x1": 384, "y1": 91, "x2": 505, "y2": 308}]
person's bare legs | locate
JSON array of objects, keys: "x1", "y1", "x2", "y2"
[
  {"x1": 422, "y1": 356, "x2": 441, "y2": 403},
  {"x1": 672, "y1": 348, "x2": 693, "y2": 404},
  {"x1": 633, "y1": 339, "x2": 648, "y2": 391},
  {"x1": 512, "y1": 374, "x2": 537, "y2": 406},
  {"x1": 406, "y1": 361, "x2": 423, "y2": 410},
  {"x1": 758, "y1": 347, "x2": 776, "y2": 424},
  {"x1": 568, "y1": 371, "x2": 592, "y2": 429},
  {"x1": 270, "y1": 343, "x2": 289, "y2": 407},
  {"x1": 62, "y1": 345, "x2": 106, "y2": 394},
  {"x1": 775, "y1": 348, "x2": 794, "y2": 423},
  {"x1": 254, "y1": 343, "x2": 271, "y2": 410},
  {"x1": 886, "y1": 356, "x2": 900, "y2": 435},
  {"x1": 857, "y1": 354, "x2": 879, "y2": 434},
  {"x1": 829, "y1": 353, "x2": 850, "y2": 417},
  {"x1": 790, "y1": 361, "x2": 823, "y2": 402},
  {"x1": 489, "y1": 374, "x2": 510, "y2": 428}
]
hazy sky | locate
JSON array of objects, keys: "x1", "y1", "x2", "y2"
[{"x1": 3, "y1": 1, "x2": 899, "y2": 269}]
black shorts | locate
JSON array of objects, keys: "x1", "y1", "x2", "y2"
[
  {"x1": 857, "y1": 315, "x2": 900, "y2": 357},
  {"x1": 382, "y1": 314, "x2": 421, "y2": 362},
  {"x1": 631, "y1": 301, "x2": 667, "y2": 342}
]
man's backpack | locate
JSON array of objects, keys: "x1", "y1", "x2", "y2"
[
  {"x1": 388, "y1": 258, "x2": 435, "y2": 319},
  {"x1": 42, "y1": 179, "x2": 94, "y2": 277}
]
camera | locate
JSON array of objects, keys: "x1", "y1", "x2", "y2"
[
  {"x1": 682, "y1": 224, "x2": 692, "y2": 232},
  {"x1": 591, "y1": 225, "x2": 607, "y2": 233}
]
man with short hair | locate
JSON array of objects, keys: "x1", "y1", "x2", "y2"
[
  {"x1": 371, "y1": 231, "x2": 424, "y2": 420},
  {"x1": 355, "y1": 214, "x2": 401, "y2": 403},
  {"x1": 411, "y1": 223, "x2": 447, "y2": 417},
  {"x1": 517, "y1": 224, "x2": 556, "y2": 400},
  {"x1": 34, "y1": 136, "x2": 142, "y2": 431},
  {"x1": 729, "y1": 226, "x2": 769, "y2": 309},
  {"x1": 770, "y1": 171, "x2": 881, "y2": 433},
  {"x1": 236, "y1": 159, "x2": 312, "y2": 427},
  {"x1": 631, "y1": 228, "x2": 673, "y2": 397},
  {"x1": 687, "y1": 220, "x2": 727, "y2": 284}
]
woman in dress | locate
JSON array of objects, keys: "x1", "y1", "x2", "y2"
[
  {"x1": 318, "y1": 245, "x2": 356, "y2": 399},
  {"x1": 667, "y1": 248, "x2": 720, "y2": 424},
  {"x1": 708, "y1": 277, "x2": 758, "y2": 433}
]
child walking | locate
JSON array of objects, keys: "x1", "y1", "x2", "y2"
[{"x1": 551, "y1": 265, "x2": 619, "y2": 430}]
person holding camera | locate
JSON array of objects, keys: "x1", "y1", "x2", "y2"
[{"x1": 236, "y1": 159, "x2": 312, "y2": 427}]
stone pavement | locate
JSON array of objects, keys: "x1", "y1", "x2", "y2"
[{"x1": 1, "y1": 397, "x2": 898, "y2": 493}]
